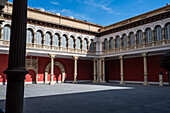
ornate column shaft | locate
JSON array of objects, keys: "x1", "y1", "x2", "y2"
[
  {"x1": 99, "y1": 58, "x2": 102, "y2": 83},
  {"x1": 162, "y1": 27, "x2": 165, "y2": 45},
  {"x1": 119, "y1": 55, "x2": 124, "y2": 84},
  {"x1": 93, "y1": 59, "x2": 97, "y2": 83},
  {"x1": 43, "y1": 33, "x2": 45, "y2": 48},
  {"x1": 143, "y1": 32, "x2": 146, "y2": 48},
  {"x1": 3, "y1": 0, "x2": 29, "y2": 112},
  {"x1": 33, "y1": 32, "x2": 36, "y2": 48},
  {"x1": 0, "y1": 26, "x2": 3, "y2": 44},
  {"x1": 51, "y1": 35, "x2": 54, "y2": 49},
  {"x1": 73, "y1": 56, "x2": 79, "y2": 84},
  {"x1": 135, "y1": 34, "x2": 137, "y2": 49},
  {"x1": 102, "y1": 58, "x2": 106, "y2": 83},
  {"x1": 49, "y1": 54, "x2": 56, "y2": 85},
  {"x1": 152, "y1": 30, "x2": 155, "y2": 46},
  {"x1": 142, "y1": 52, "x2": 148, "y2": 85}
]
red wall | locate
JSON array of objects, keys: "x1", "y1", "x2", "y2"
[
  {"x1": 106, "y1": 59, "x2": 120, "y2": 81},
  {"x1": 124, "y1": 57, "x2": 143, "y2": 81},
  {"x1": 78, "y1": 60, "x2": 93, "y2": 80},
  {"x1": 148, "y1": 55, "x2": 168, "y2": 82},
  {"x1": 0, "y1": 54, "x2": 8, "y2": 83}
]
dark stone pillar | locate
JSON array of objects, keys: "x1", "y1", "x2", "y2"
[{"x1": 3, "y1": 0, "x2": 28, "y2": 113}]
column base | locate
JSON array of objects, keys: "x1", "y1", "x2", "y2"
[
  {"x1": 119, "y1": 81, "x2": 124, "y2": 84},
  {"x1": 49, "y1": 81, "x2": 54, "y2": 85},
  {"x1": 73, "y1": 81, "x2": 78, "y2": 84},
  {"x1": 92, "y1": 80, "x2": 97, "y2": 83},
  {"x1": 143, "y1": 82, "x2": 149, "y2": 85}
]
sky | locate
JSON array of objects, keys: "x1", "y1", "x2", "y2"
[{"x1": 8, "y1": 0, "x2": 170, "y2": 26}]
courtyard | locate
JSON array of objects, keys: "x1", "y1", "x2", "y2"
[{"x1": 0, "y1": 83, "x2": 170, "y2": 113}]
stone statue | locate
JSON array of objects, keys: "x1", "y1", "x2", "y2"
[{"x1": 160, "y1": 50, "x2": 170, "y2": 85}]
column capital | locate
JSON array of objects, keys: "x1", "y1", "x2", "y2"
[
  {"x1": 119, "y1": 55, "x2": 124, "y2": 59},
  {"x1": 101, "y1": 57, "x2": 105, "y2": 61},
  {"x1": 93, "y1": 58, "x2": 97, "y2": 62},
  {"x1": 141, "y1": 52, "x2": 148, "y2": 57},
  {"x1": 49, "y1": 54, "x2": 56, "y2": 58},
  {"x1": 73, "y1": 56, "x2": 79, "y2": 60}
]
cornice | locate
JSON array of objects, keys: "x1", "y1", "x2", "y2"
[
  {"x1": 3, "y1": 13, "x2": 98, "y2": 36},
  {"x1": 98, "y1": 11, "x2": 170, "y2": 37}
]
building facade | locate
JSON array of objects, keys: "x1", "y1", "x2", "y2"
[{"x1": 0, "y1": 3, "x2": 170, "y2": 85}]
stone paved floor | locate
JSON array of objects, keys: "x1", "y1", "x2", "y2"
[{"x1": 0, "y1": 83, "x2": 170, "y2": 113}]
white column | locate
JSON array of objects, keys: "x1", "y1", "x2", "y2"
[
  {"x1": 49, "y1": 54, "x2": 56, "y2": 85},
  {"x1": 33, "y1": 32, "x2": 36, "y2": 48},
  {"x1": 73, "y1": 56, "x2": 79, "y2": 84},
  {"x1": 142, "y1": 52, "x2": 148, "y2": 85},
  {"x1": 102, "y1": 58, "x2": 106, "y2": 83},
  {"x1": 119, "y1": 55, "x2": 124, "y2": 84},
  {"x1": 93, "y1": 58, "x2": 97, "y2": 83},
  {"x1": 45, "y1": 72, "x2": 48, "y2": 84}
]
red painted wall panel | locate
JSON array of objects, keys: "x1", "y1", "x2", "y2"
[
  {"x1": 106, "y1": 59, "x2": 120, "y2": 81},
  {"x1": 148, "y1": 55, "x2": 168, "y2": 82},
  {"x1": 0, "y1": 54, "x2": 8, "y2": 83},
  {"x1": 124, "y1": 57, "x2": 143, "y2": 81},
  {"x1": 77, "y1": 60, "x2": 93, "y2": 80},
  {"x1": 25, "y1": 70, "x2": 36, "y2": 82}
]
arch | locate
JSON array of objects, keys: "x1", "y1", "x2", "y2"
[
  {"x1": 61, "y1": 34, "x2": 68, "y2": 48},
  {"x1": 3, "y1": 25, "x2": 11, "y2": 41},
  {"x1": 115, "y1": 35, "x2": 121, "y2": 48},
  {"x1": 76, "y1": 37, "x2": 82, "y2": 49},
  {"x1": 53, "y1": 33, "x2": 60, "y2": 47},
  {"x1": 69, "y1": 36, "x2": 75, "y2": 48},
  {"x1": 165, "y1": 23, "x2": 170, "y2": 40},
  {"x1": 83, "y1": 38, "x2": 88, "y2": 50},
  {"x1": 104, "y1": 38, "x2": 108, "y2": 50},
  {"x1": 36, "y1": 30, "x2": 43, "y2": 45},
  {"x1": 145, "y1": 28, "x2": 152, "y2": 43},
  {"x1": 45, "y1": 32, "x2": 52, "y2": 46},
  {"x1": 122, "y1": 34, "x2": 127, "y2": 47},
  {"x1": 154, "y1": 25, "x2": 162, "y2": 41},
  {"x1": 109, "y1": 37, "x2": 114, "y2": 49},
  {"x1": 136, "y1": 30, "x2": 143, "y2": 44},
  {"x1": 129, "y1": 32, "x2": 135, "y2": 46},
  {"x1": 26, "y1": 28, "x2": 34, "y2": 44},
  {"x1": 89, "y1": 39, "x2": 94, "y2": 51},
  {"x1": 45, "y1": 61, "x2": 66, "y2": 83}
]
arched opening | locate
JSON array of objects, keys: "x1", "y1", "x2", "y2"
[
  {"x1": 154, "y1": 25, "x2": 162, "y2": 41},
  {"x1": 36, "y1": 30, "x2": 43, "y2": 45},
  {"x1": 145, "y1": 28, "x2": 152, "y2": 43},
  {"x1": 3, "y1": 25, "x2": 11, "y2": 41},
  {"x1": 136, "y1": 30, "x2": 143, "y2": 44},
  {"x1": 45, "y1": 32, "x2": 52, "y2": 46},
  {"x1": 26, "y1": 29, "x2": 34, "y2": 44},
  {"x1": 122, "y1": 34, "x2": 127, "y2": 47},
  {"x1": 45, "y1": 61, "x2": 66, "y2": 83}
]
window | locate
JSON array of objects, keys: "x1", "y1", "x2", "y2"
[
  {"x1": 165, "y1": 23, "x2": 170, "y2": 40},
  {"x1": 89, "y1": 39, "x2": 94, "y2": 51},
  {"x1": 136, "y1": 30, "x2": 143, "y2": 44},
  {"x1": 116, "y1": 36, "x2": 120, "y2": 48},
  {"x1": 69, "y1": 36, "x2": 74, "y2": 48},
  {"x1": 53, "y1": 34, "x2": 60, "y2": 47},
  {"x1": 62, "y1": 35, "x2": 67, "y2": 48},
  {"x1": 104, "y1": 39, "x2": 108, "y2": 50},
  {"x1": 129, "y1": 32, "x2": 135, "y2": 46},
  {"x1": 155, "y1": 26, "x2": 162, "y2": 41},
  {"x1": 145, "y1": 28, "x2": 152, "y2": 43},
  {"x1": 3, "y1": 25, "x2": 11, "y2": 41},
  {"x1": 45, "y1": 32, "x2": 52, "y2": 46},
  {"x1": 36, "y1": 30, "x2": 43, "y2": 45},
  {"x1": 83, "y1": 38, "x2": 88, "y2": 50},
  {"x1": 76, "y1": 37, "x2": 81, "y2": 49},
  {"x1": 109, "y1": 37, "x2": 114, "y2": 49},
  {"x1": 122, "y1": 34, "x2": 127, "y2": 47},
  {"x1": 26, "y1": 29, "x2": 33, "y2": 43}
]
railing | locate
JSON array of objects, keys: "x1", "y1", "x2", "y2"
[
  {"x1": 0, "y1": 40, "x2": 95, "y2": 55},
  {"x1": 102, "y1": 39, "x2": 170, "y2": 54}
]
